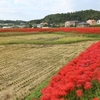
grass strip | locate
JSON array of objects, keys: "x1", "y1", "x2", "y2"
[
  {"x1": 0, "y1": 32, "x2": 99, "y2": 45},
  {"x1": 25, "y1": 79, "x2": 50, "y2": 100}
]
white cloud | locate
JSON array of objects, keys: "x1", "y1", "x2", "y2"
[
  {"x1": 0, "y1": 0, "x2": 100, "y2": 20},
  {"x1": 69, "y1": 0, "x2": 100, "y2": 11},
  {"x1": 13, "y1": 0, "x2": 74, "y2": 12},
  {"x1": 48, "y1": 0, "x2": 74, "y2": 13}
]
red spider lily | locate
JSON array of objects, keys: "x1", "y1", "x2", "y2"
[
  {"x1": 93, "y1": 98, "x2": 100, "y2": 100},
  {"x1": 84, "y1": 82, "x2": 92, "y2": 90},
  {"x1": 76, "y1": 90, "x2": 83, "y2": 97},
  {"x1": 40, "y1": 41, "x2": 100, "y2": 100},
  {"x1": 0, "y1": 27, "x2": 100, "y2": 34}
]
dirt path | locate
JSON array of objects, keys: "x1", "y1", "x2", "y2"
[{"x1": 0, "y1": 41, "x2": 97, "y2": 100}]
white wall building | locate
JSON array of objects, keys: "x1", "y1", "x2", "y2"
[{"x1": 97, "y1": 20, "x2": 100, "y2": 25}]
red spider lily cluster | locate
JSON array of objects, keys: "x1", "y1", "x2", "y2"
[
  {"x1": 0, "y1": 27, "x2": 100, "y2": 34},
  {"x1": 40, "y1": 41, "x2": 100, "y2": 100},
  {"x1": 0, "y1": 28, "x2": 40, "y2": 33},
  {"x1": 93, "y1": 98, "x2": 100, "y2": 100}
]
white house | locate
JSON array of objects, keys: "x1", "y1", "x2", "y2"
[
  {"x1": 37, "y1": 24, "x2": 43, "y2": 28},
  {"x1": 97, "y1": 20, "x2": 100, "y2": 25}
]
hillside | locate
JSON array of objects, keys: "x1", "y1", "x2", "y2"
[
  {"x1": 0, "y1": 9, "x2": 100, "y2": 26},
  {"x1": 29, "y1": 9, "x2": 100, "y2": 24},
  {"x1": 0, "y1": 20, "x2": 28, "y2": 25}
]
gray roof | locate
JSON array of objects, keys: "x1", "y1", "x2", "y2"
[{"x1": 78, "y1": 22, "x2": 89, "y2": 25}]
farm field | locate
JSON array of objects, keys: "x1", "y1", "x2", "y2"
[
  {"x1": 0, "y1": 30, "x2": 100, "y2": 100},
  {"x1": 0, "y1": 41, "x2": 97, "y2": 100},
  {"x1": 0, "y1": 32, "x2": 99, "y2": 45}
]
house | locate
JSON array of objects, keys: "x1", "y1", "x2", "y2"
[
  {"x1": 97, "y1": 20, "x2": 100, "y2": 25},
  {"x1": 40, "y1": 22, "x2": 48, "y2": 26},
  {"x1": 3, "y1": 26, "x2": 12, "y2": 28},
  {"x1": 37, "y1": 24, "x2": 43, "y2": 28},
  {"x1": 86, "y1": 19, "x2": 96, "y2": 25},
  {"x1": 12, "y1": 24, "x2": 28, "y2": 28},
  {"x1": 0, "y1": 23, "x2": 14, "y2": 28},
  {"x1": 65, "y1": 20, "x2": 79, "y2": 27},
  {"x1": 77, "y1": 22, "x2": 90, "y2": 27},
  {"x1": 32, "y1": 24, "x2": 37, "y2": 28},
  {"x1": 42, "y1": 27, "x2": 49, "y2": 28}
]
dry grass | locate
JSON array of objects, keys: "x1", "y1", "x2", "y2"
[
  {"x1": 0, "y1": 33, "x2": 96, "y2": 45},
  {"x1": 0, "y1": 34, "x2": 64, "y2": 44},
  {"x1": 0, "y1": 41, "x2": 97, "y2": 100}
]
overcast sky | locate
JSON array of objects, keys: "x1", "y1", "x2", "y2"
[{"x1": 0, "y1": 0, "x2": 100, "y2": 21}]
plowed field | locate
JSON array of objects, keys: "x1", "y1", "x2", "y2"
[{"x1": 0, "y1": 41, "x2": 97, "y2": 100}]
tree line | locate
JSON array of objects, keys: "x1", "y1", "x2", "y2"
[
  {"x1": 30, "y1": 9, "x2": 100, "y2": 24},
  {"x1": 0, "y1": 9, "x2": 100, "y2": 27}
]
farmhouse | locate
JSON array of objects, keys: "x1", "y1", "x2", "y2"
[
  {"x1": 40, "y1": 22, "x2": 48, "y2": 26},
  {"x1": 65, "y1": 20, "x2": 79, "y2": 27},
  {"x1": 77, "y1": 22, "x2": 90, "y2": 27},
  {"x1": 97, "y1": 20, "x2": 100, "y2": 25},
  {"x1": 86, "y1": 19, "x2": 97, "y2": 25},
  {"x1": 37, "y1": 24, "x2": 43, "y2": 28}
]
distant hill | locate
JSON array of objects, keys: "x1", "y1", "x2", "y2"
[
  {"x1": 0, "y1": 9, "x2": 100, "y2": 27},
  {"x1": 0, "y1": 20, "x2": 28, "y2": 25},
  {"x1": 29, "y1": 9, "x2": 100, "y2": 24}
]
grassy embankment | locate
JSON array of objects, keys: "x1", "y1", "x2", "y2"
[{"x1": 0, "y1": 32, "x2": 100, "y2": 45}]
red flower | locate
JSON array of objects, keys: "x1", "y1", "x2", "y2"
[
  {"x1": 98, "y1": 78, "x2": 100, "y2": 83},
  {"x1": 93, "y1": 97, "x2": 99, "y2": 100},
  {"x1": 76, "y1": 90, "x2": 83, "y2": 97},
  {"x1": 40, "y1": 41, "x2": 100, "y2": 100},
  {"x1": 84, "y1": 82, "x2": 92, "y2": 90}
]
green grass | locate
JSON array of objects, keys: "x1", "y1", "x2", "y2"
[
  {"x1": 53, "y1": 37, "x2": 96, "y2": 44},
  {"x1": 0, "y1": 32, "x2": 99, "y2": 45},
  {"x1": 0, "y1": 32, "x2": 39, "y2": 36},
  {"x1": 25, "y1": 79, "x2": 50, "y2": 100}
]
